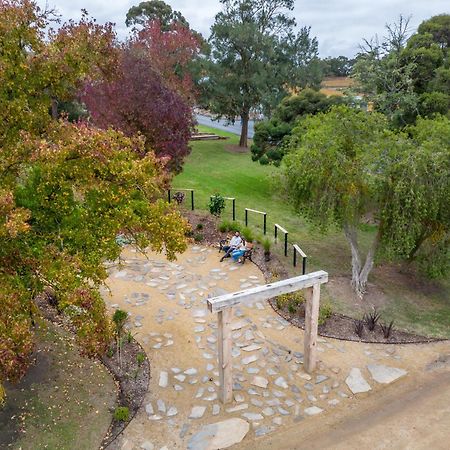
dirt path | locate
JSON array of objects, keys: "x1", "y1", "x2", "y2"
[{"x1": 240, "y1": 361, "x2": 450, "y2": 450}]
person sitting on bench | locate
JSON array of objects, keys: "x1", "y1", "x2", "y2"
[
  {"x1": 220, "y1": 231, "x2": 242, "y2": 261},
  {"x1": 231, "y1": 241, "x2": 253, "y2": 263}
]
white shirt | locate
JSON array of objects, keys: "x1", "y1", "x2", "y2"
[{"x1": 230, "y1": 236, "x2": 242, "y2": 248}]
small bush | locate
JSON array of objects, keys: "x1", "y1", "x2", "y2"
[
  {"x1": 241, "y1": 227, "x2": 255, "y2": 243},
  {"x1": 196, "y1": 223, "x2": 204, "y2": 230},
  {"x1": 318, "y1": 301, "x2": 332, "y2": 325},
  {"x1": 276, "y1": 292, "x2": 305, "y2": 312},
  {"x1": 218, "y1": 220, "x2": 240, "y2": 233},
  {"x1": 208, "y1": 194, "x2": 225, "y2": 216},
  {"x1": 193, "y1": 232, "x2": 204, "y2": 242},
  {"x1": 112, "y1": 309, "x2": 128, "y2": 337},
  {"x1": 363, "y1": 309, "x2": 381, "y2": 331},
  {"x1": 380, "y1": 320, "x2": 395, "y2": 339},
  {"x1": 114, "y1": 406, "x2": 129, "y2": 422},
  {"x1": 126, "y1": 330, "x2": 134, "y2": 344},
  {"x1": 259, "y1": 154, "x2": 270, "y2": 165},
  {"x1": 136, "y1": 352, "x2": 146, "y2": 366},
  {"x1": 354, "y1": 319, "x2": 364, "y2": 338},
  {"x1": 262, "y1": 238, "x2": 271, "y2": 253}
]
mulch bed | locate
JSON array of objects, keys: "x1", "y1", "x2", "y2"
[
  {"x1": 183, "y1": 210, "x2": 443, "y2": 344},
  {"x1": 34, "y1": 294, "x2": 150, "y2": 449}
]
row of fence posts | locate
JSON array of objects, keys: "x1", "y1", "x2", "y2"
[{"x1": 167, "y1": 189, "x2": 307, "y2": 274}]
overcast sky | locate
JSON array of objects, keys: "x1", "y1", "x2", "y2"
[{"x1": 37, "y1": 0, "x2": 449, "y2": 57}]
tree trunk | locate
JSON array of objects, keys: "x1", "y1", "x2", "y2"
[
  {"x1": 239, "y1": 111, "x2": 249, "y2": 148},
  {"x1": 344, "y1": 224, "x2": 380, "y2": 298},
  {"x1": 51, "y1": 97, "x2": 58, "y2": 120}
]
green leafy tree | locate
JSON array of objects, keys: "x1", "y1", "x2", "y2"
[
  {"x1": 251, "y1": 89, "x2": 343, "y2": 164},
  {"x1": 282, "y1": 106, "x2": 450, "y2": 296},
  {"x1": 206, "y1": 0, "x2": 320, "y2": 148},
  {"x1": 0, "y1": 1, "x2": 189, "y2": 405},
  {"x1": 321, "y1": 56, "x2": 355, "y2": 77},
  {"x1": 353, "y1": 15, "x2": 419, "y2": 127},
  {"x1": 125, "y1": 0, "x2": 189, "y2": 29}
]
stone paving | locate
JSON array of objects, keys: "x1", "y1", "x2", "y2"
[{"x1": 101, "y1": 245, "x2": 422, "y2": 450}]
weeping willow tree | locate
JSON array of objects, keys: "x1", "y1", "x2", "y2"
[{"x1": 283, "y1": 106, "x2": 449, "y2": 297}]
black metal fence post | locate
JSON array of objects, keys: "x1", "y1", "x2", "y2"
[
  {"x1": 191, "y1": 190, "x2": 195, "y2": 211},
  {"x1": 232, "y1": 199, "x2": 236, "y2": 221},
  {"x1": 274, "y1": 225, "x2": 278, "y2": 240},
  {"x1": 284, "y1": 233, "x2": 288, "y2": 257},
  {"x1": 245, "y1": 209, "x2": 248, "y2": 226},
  {"x1": 263, "y1": 214, "x2": 267, "y2": 235},
  {"x1": 302, "y1": 257, "x2": 307, "y2": 275},
  {"x1": 168, "y1": 189, "x2": 171, "y2": 203},
  {"x1": 293, "y1": 248, "x2": 297, "y2": 267}
]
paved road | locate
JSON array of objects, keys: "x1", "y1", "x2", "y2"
[{"x1": 196, "y1": 114, "x2": 255, "y2": 139}]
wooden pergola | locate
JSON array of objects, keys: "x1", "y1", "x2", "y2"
[{"x1": 207, "y1": 271, "x2": 328, "y2": 404}]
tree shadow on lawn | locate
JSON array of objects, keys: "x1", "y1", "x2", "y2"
[{"x1": 0, "y1": 322, "x2": 117, "y2": 449}]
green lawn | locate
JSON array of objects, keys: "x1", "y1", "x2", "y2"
[
  {"x1": 0, "y1": 322, "x2": 116, "y2": 449},
  {"x1": 173, "y1": 125, "x2": 450, "y2": 338}
]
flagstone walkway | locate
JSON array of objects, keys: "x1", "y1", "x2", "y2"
[{"x1": 102, "y1": 245, "x2": 449, "y2": 450}]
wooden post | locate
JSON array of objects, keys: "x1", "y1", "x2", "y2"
[
  {"x1": 218, "y1": 308, "x2": 233, "y2": 403},
  {"x1": 304, "y1": 283, "x2": 320, "y2": 373}
]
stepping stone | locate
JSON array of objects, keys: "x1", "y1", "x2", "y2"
[
  {"x1": 159, "y1": 371, "x2": 168, "y2": 388},
  {"x1": 145, "y1": 403, "x2": 154, "y2": 415},
  {"x1": 367, "y1": 364, "x2": 407, "y2": 384},
  {"x1": 140, "y1": 441, "x2": 154, "y2": 450},
  {"x1": 212, "y1": 404, "x2": 220, "y2": 416},
  {"x1": 346, "y1": 368, "x2": 371, "y2": 394},
  {"x1": 231, "y1": 321, "x2": 248, "y2": 331},
  {"x1": 242, "y1": 344, "x2": 262, "y2": 352},
  {"x1": 189, "y1": 406, "x2": 207, "y2": 419},
  {"x1": 251, "y1": 376, "x2": 269, "y2": 389},
  {"x1": 185, "y1": 368, "x2": 198, "y2": 376},
  {"x1": 157, "y1": 399, "x2": 166, "y2": 413},
  {"x1": 226, "y1": 403, "x2": 248, "y2": 413},
  {"x1": 304, "y1": 406, "x2": 323, "y2": 416},
  {"x1": 275, "y1": 377, "x2": 288, "y2": 389},
  {"x1": 167, "y1": 406, "x2": 178, "y2": 417},
  {"x1": 187, "y1": 418, "x2": 249, "y2": 450},
  {"x1": 316, "y1": 375, "x2": 328, "y2": 384},
  {"x1": 242, "y1": 355, "x2": 258, "y2": 365},
  {"x1": 174, "y1": 374, "x2": 186, "y2": 382},
  {"x1": 242, "y1": 412, "x2": 263, "y2": 421},
  {"x1": 262, "y1": 407, "x2": 275, "y2": 416}
]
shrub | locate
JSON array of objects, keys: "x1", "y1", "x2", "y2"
[
  {"x1": 380, "y1": 320, "x2": 395, "y2": 339},
  {"x1": 241, "y1": 227, "x2": 255, "y2": 243},
  {"x1": 354, "y1": 319, "x2": 364, "y2": 338},
  {"x1": 218, "y1": 220, "x2": 239, "y2": 233},
  {"x1": 193, "y1": 232, "x2": 204, "y2": 242},
  {"x1": 275, "y1": 292, "x2": 305, "y2": 312},
  {"x1": 259, "y1": 154, "x2": 270, "y2": 165},
  {"x1": 262, "y1": 238, "x2": 271, "y2": 253},
  {"x1": 112, "y1": 309, "x2": 128, "y2": 337},
  {"x1": 208, "y1": 194, "x2": 225, "y2": 216},
  {"x1": 363, "y1": 309, "x2": 381, "y2": 331},
  {"x1": 114, "y1": 406, "x2": 130, "y2": 422},
  {"x1": 136, "y1": 352, "x2": 146, "y2": 367},
  {"x1": 318, "y1": 301, "x2": 332, "y2": 325},
  {"x1": 126, "y1": 331, "x2": 134, "y2": 344},
  {"x1": 196, "y1": 223, "x2": 203, "y2": 230}
]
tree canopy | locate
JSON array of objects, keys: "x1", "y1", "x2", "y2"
[
  {"x1": 353, "y1": 14, "x2": 450, "y2": 127},
  {"x1": 0, "y1": 0, "x2": 189, "y2": 405},
  {"x1": 205, "y1": 0, "x2": 321, "y2": 147},
  {"x1": 282, "y1": 106, "x2": 450, "y2": 296},
  {"x1": 125, "y1": 0, "x2": 189, "y2": 29},
  {"x1": 251, "y1": 89, "x2": 344, "y2": 165}
]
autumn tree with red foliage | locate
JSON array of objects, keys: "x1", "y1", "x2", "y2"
[
  {"x1": 83, "y1": 45, "x2": 196, "y2": 172},
  {"x1": 0, "y1": 1, "x2": 189, "y2": 405}
]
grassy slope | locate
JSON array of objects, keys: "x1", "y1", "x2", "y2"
[
  {"x1": 0, "y1": 322, "x2": 116, "y2": 449},
  {"x1": 174, "y1": 125, "x2": 450, "y2": 338}
]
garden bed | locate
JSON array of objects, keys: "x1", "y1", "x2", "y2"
[{"x1": 182, "y1": 209, "x2": 442, "y2": 344}]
